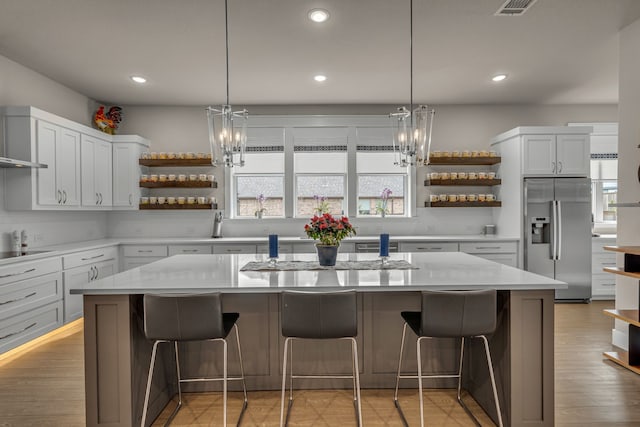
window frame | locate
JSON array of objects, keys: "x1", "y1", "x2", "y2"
[
  {"x1": 355, "y1": 172, "x2": 408, "y2": 218},
  {"x1": 294, "y1": 173, "x2": 348, "y2": 217},
  {"x1": 231, "y1": 172, "x2": 286, "y2": 218}
]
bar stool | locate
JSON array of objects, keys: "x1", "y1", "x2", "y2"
[
  {"x1": 140, "y1": 293, "x2": 248, "y2": 427},
  {"x1": 393, "y1": 289, "x2": 503, "y2": 427},
  {"x1": 280, "y1": 290, "x2": 362, "y2": 427}
]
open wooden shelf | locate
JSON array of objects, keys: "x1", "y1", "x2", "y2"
[
  {"x1": 139, "y1": 203, "x2": 217, "y2": 210},
  {"x1": 139, "y1": 159, "x2": 212, "y2": 167},
  {"x1": 603, "y1": 267, "x2": 640, "y2": 280},
  {"x1": 603, "y1": 349, "x2": 640, "y2": 375},
  {"x1": 603, "y1": 309, "x2": 640, "y2": 327},
  {"x1": 140, "y1": 181, "x2": 217, "y2": 188},
  {"x1": 425, "y1": 178, "x2": 501, "y2": 186},
  {"x1": 605, "y1": 246, "x2": 640, "y2": 256},
  {"x1": 427, "y1": 157, "x2": 501, "y2": 165},
  {"x1": 425, "y1": 201, "x2": 501, "y2": 208}
]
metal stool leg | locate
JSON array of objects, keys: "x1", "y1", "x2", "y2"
[
  {"x1": 456, "y1": 337, "x2": 464, "y2": 402},
  {"x1": 393, "y1": 323, "x2": 410, "y2": 427},
  {"x1": 481, "y1": 335, "x2": 503, "y2": 427},
  {"x1": 234, "y1": 324, "x2": 249, "y2": 425},
  {"x1": 141, "y1": 340, "x2": 161, "y2": 427},
  {"x1": 280, "y1": 337, "x2": 290, "y2": 427},
  {"x1": 350, "y1": 337, "x2": 363, "y2": 427},
  {"x1": 223, "y1": 339, "x2": 228, "y2": 427},
  {"x1": 416, "y1": 336, "x2": 426, "y2": 427}
]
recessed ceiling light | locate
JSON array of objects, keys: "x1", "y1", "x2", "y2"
[
  {"x1": 308, "y1": 9, "x2": 330, "y2": 23},
  {"x1": 314, "y1": 75, "x2": 327, "y2": 82},
  {"x1": 131, "y1": 76, "x2": 147, "y2": 84},
  {"x1": 492, "y1": 74, "x2": 507, "y2": 82}
]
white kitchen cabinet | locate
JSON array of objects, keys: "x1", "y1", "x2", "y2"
[
  {"x1": 399, "y1": 242, "x2": 459, "y2": 252},
  {"x1": 168, "y1": 245, "x2": 213, "y2": 255},
  {"x1": 592, "y1": 237, "x2": 616, "y2": 300},
  {"x1": 112, "y1": 136, "x2": 149, "y2": 209},
  {"x1": 121, "y1": 245, "x2": 168, "y2": 271},
  {"x1": 0, "y1": 257, "x2": 63, "y2": 354},
  {"x1": 62, "y1": 247, "x2": 118, "y2": 323},
  {"x1": 522, "y1": 134, "x2": 589, "y2": 176},
  {"x1": 213, "y1": 244, "x2": 257, "y2": 254},
  {"x1": 460, "y1": 241, "x2": 519, "y2": 267},
  {"x1": 81, "y1": 134, "x2": 112, "y2": 208}
]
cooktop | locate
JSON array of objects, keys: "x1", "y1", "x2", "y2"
[{"x1": 0, "y1": 250, "x2": 51, "y2": 260}]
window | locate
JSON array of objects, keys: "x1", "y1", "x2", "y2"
[
  {"x1": 230, "y1": 151, "x2": 285, "y2": 217},
  {"x1": 592, "y1": 179, "x2": 617, "y2": 223},
  {"x1": 356, "y1": 151, "x2": 409, "y2": 217},
  {"x1": 294, "y1": 150, "x2": 347, "y2": 217}
]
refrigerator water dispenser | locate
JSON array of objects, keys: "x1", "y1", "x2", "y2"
[{"x1": 530, "y1": 217, "x2": 550, "y2": 244}]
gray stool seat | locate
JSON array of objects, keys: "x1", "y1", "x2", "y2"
[
  {"x1": 394, "y1": 289, "x2": 503, "y2": 427},
  {"x1": 280, "y1": 290, "x2": 362, "y2": 427},
  {"x1": 140, "y1": 293, "x2": 248, "y2": 427}
]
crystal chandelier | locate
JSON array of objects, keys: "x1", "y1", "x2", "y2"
[
  {"x1": 390, "y1": 0, "x2": 435, "y2": 167},
  {"x1": 206, "y1": 0, "x2": 248, "y2": 168}
]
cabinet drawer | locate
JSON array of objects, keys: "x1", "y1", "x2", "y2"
[
  {"x1": 122, "y1": 257, "x2": 165, "y2": 271},
  {"x1": 459, "y1": 241, "x2": 517, "y2": 254},
  {"x1": 168, "y1": 245, "x2": 213, "y2": 256},
  {"x1": 0, "y1": 300, "x2": 63, "y2": 354},
  {"x1": 123, "y1": 245, "x2": 168, "y2": 257},
  {"x1": 0, "y1": 257, "x2": 62, "y2": 287},
  {"x1": 471, "y1": 253, "x2": 518, "y2": 267},
  {"x1": 399, "y1": 242, "x2": 459, "y2": 252},
  {"x1": 0, "y1": 272, "x2": 63, "y2": 321},
  {"x1": 592, "y1": 275, "x2": 616, "y2": 297},
  {"x1": 213, "y1": 244, "x2": 257, "y2": 254},
  {"x1": 592, "y1": 253, "x2": 617, "y2": 273},
  {"x1": 63, "y1": 246, "x2": 118, "y2": 269},
  {"x1": 256, "y1": 244, "x2": 293, "y2": 254}
]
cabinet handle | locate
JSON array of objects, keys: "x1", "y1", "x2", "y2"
[
  {"x1": 182, "y1": 249, "x2": 199, "y2": 253},
  {"x1": 551, "y1": 161, "x2": 556, "y2": 173},
  {"x1": 81, "y1": 254, "x2": 105, "y2": 261},
  {"x1": 96, "y1": 193, "x2": 100, "y2": 205},
  {"x1": 93, "y1": 266, "x2": 99, "y2": 280},
  {"x1": 129, "y1": 194, "x2": 133, "y2": 205},
  {"x1": 558, "y1": 161, "x2": 563, "y2": 173},
  {"x1": 137, "y1": 250, "x2": 153, "y2": 253},
  {"x1": 0, "y1": 268, "x2": 36, "y2": 279},
  {"x1": 0, "y1": 322, "x2": 37, "y2": 340},
  {"x1": 601, "y1": 262, "x2": 617, "y2": 266},
  {"x1": 0, "y1": 292, "x2": 37, "y2": 306},
  {"x1": 226, "y1": 249, "x2": 243, "y2": 252},
  {"x1": 89, "y1": 266, "x2": 95, "y2": 281},
  {"x1": 62, "y1": 190, "x2": 67, "y2": 204},
  {"x1": 100, "y1": 193, "x2": 103, "y2": 205},
  {"x1": 57, "y1": 190, "x2": 62, "y2": 204},
  {"x1": 475, "y1": 246, "x2": 501, "y2": 250},
  {"x1": 601, "y1": 283, "x2": 616, "y2": 287}
]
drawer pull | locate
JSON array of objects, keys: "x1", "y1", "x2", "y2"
[
  {"x1": 81, "y1": 254, "x2": 105, "y2": 261},
  {"x1": 475, "y1": 246, "x2": 501, "y2": 250},
  {"x1": 601, "y1": 283, "x2": 616, "y2": 287},
  {"x1": 182, "y1": 250, "x2": 199, "y2": 253},
  {"x1": 0, "y1": 322, "x2": 37, "y2": 341},
  {"x1": 601, "y1": 262, "x2": 617, "y2": 266},
  {"x1": 137, "y1": 250, "x2": 154, "y2": 253},
  {"x1": 0, "y1": 268, "x2": 36, "y2": 279},
  {"x1": 0, "y1": 292, "x2": 37, "y2": 306},
  {"x1": 227, "y1": 249, "x2": 242, "y2": 252}
]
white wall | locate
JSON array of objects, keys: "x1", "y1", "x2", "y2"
[
  {"x1": 612, "y1": 17, "x2": 640, "y2": 349},
  {"x1": 108, "y1": 104, "x2": 617, "y2": 238},
  {"x1": 0, "y1": 54, "x2": 107, "y2": 251}
]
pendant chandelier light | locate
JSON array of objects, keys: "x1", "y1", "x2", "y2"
[
  {"x1": 206, "y1": 0, "x2": 248, "y2": 168},
  {"x1": 389, "y1": 0, "x2": 435, "y2": 167}
]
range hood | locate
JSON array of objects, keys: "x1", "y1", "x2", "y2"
[{"x1": 0, "y1": 157, "x2": 48, "y2": 168}]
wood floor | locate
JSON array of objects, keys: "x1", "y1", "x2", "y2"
[{"x1": 1, "y1": 300, "x2": 639, "y2": 426}]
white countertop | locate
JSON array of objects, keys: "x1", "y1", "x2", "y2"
[{"x1": 70, "y1": 252, "x2": 564, "y2": 295}]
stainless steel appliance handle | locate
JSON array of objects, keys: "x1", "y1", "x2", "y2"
[
  {"x1": 556, "y1": 200, "x2": 562, "y2": 260},
  {"x1": 551, "y1": 200, "x2": 557, "y2": 260}
]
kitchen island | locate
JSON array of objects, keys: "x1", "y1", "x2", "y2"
[{"x1": 72, "y1": 252, "x2": 564, "y2": 427}]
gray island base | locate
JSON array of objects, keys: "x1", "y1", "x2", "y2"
[{"x1": 74, "y1": 252, "x2": 564, "y2": 427}]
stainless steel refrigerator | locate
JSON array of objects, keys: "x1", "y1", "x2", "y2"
[{"x1": 524, "y1": 178, "x2": 592, "y2": 301}]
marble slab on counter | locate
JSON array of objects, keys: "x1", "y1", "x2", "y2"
[{"x1": 71, "y1": 252, "x2": 564, "y2": 295}]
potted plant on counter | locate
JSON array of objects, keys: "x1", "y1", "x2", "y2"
[
  {"x1": 375, "y1": 187, "x2": 392, "y2": 217},
  {"x1": 304, "y1": 213, "x2": 356, "y2": 266}
]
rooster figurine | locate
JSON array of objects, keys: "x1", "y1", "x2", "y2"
[{"x1": 94, "y1": 106, "x2": 123, "y2": 135}]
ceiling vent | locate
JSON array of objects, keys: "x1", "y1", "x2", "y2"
[{"x1": 494, "y1": 0, "x2": 539, "y2": 16}]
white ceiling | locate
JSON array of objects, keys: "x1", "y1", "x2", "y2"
[{"x1": 1, "y1": 0, "x2": 640, "y2": 106}]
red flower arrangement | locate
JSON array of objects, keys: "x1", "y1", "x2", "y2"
[{"x1": 304, "y1": 213, "x2": 356, "y2": 246}]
